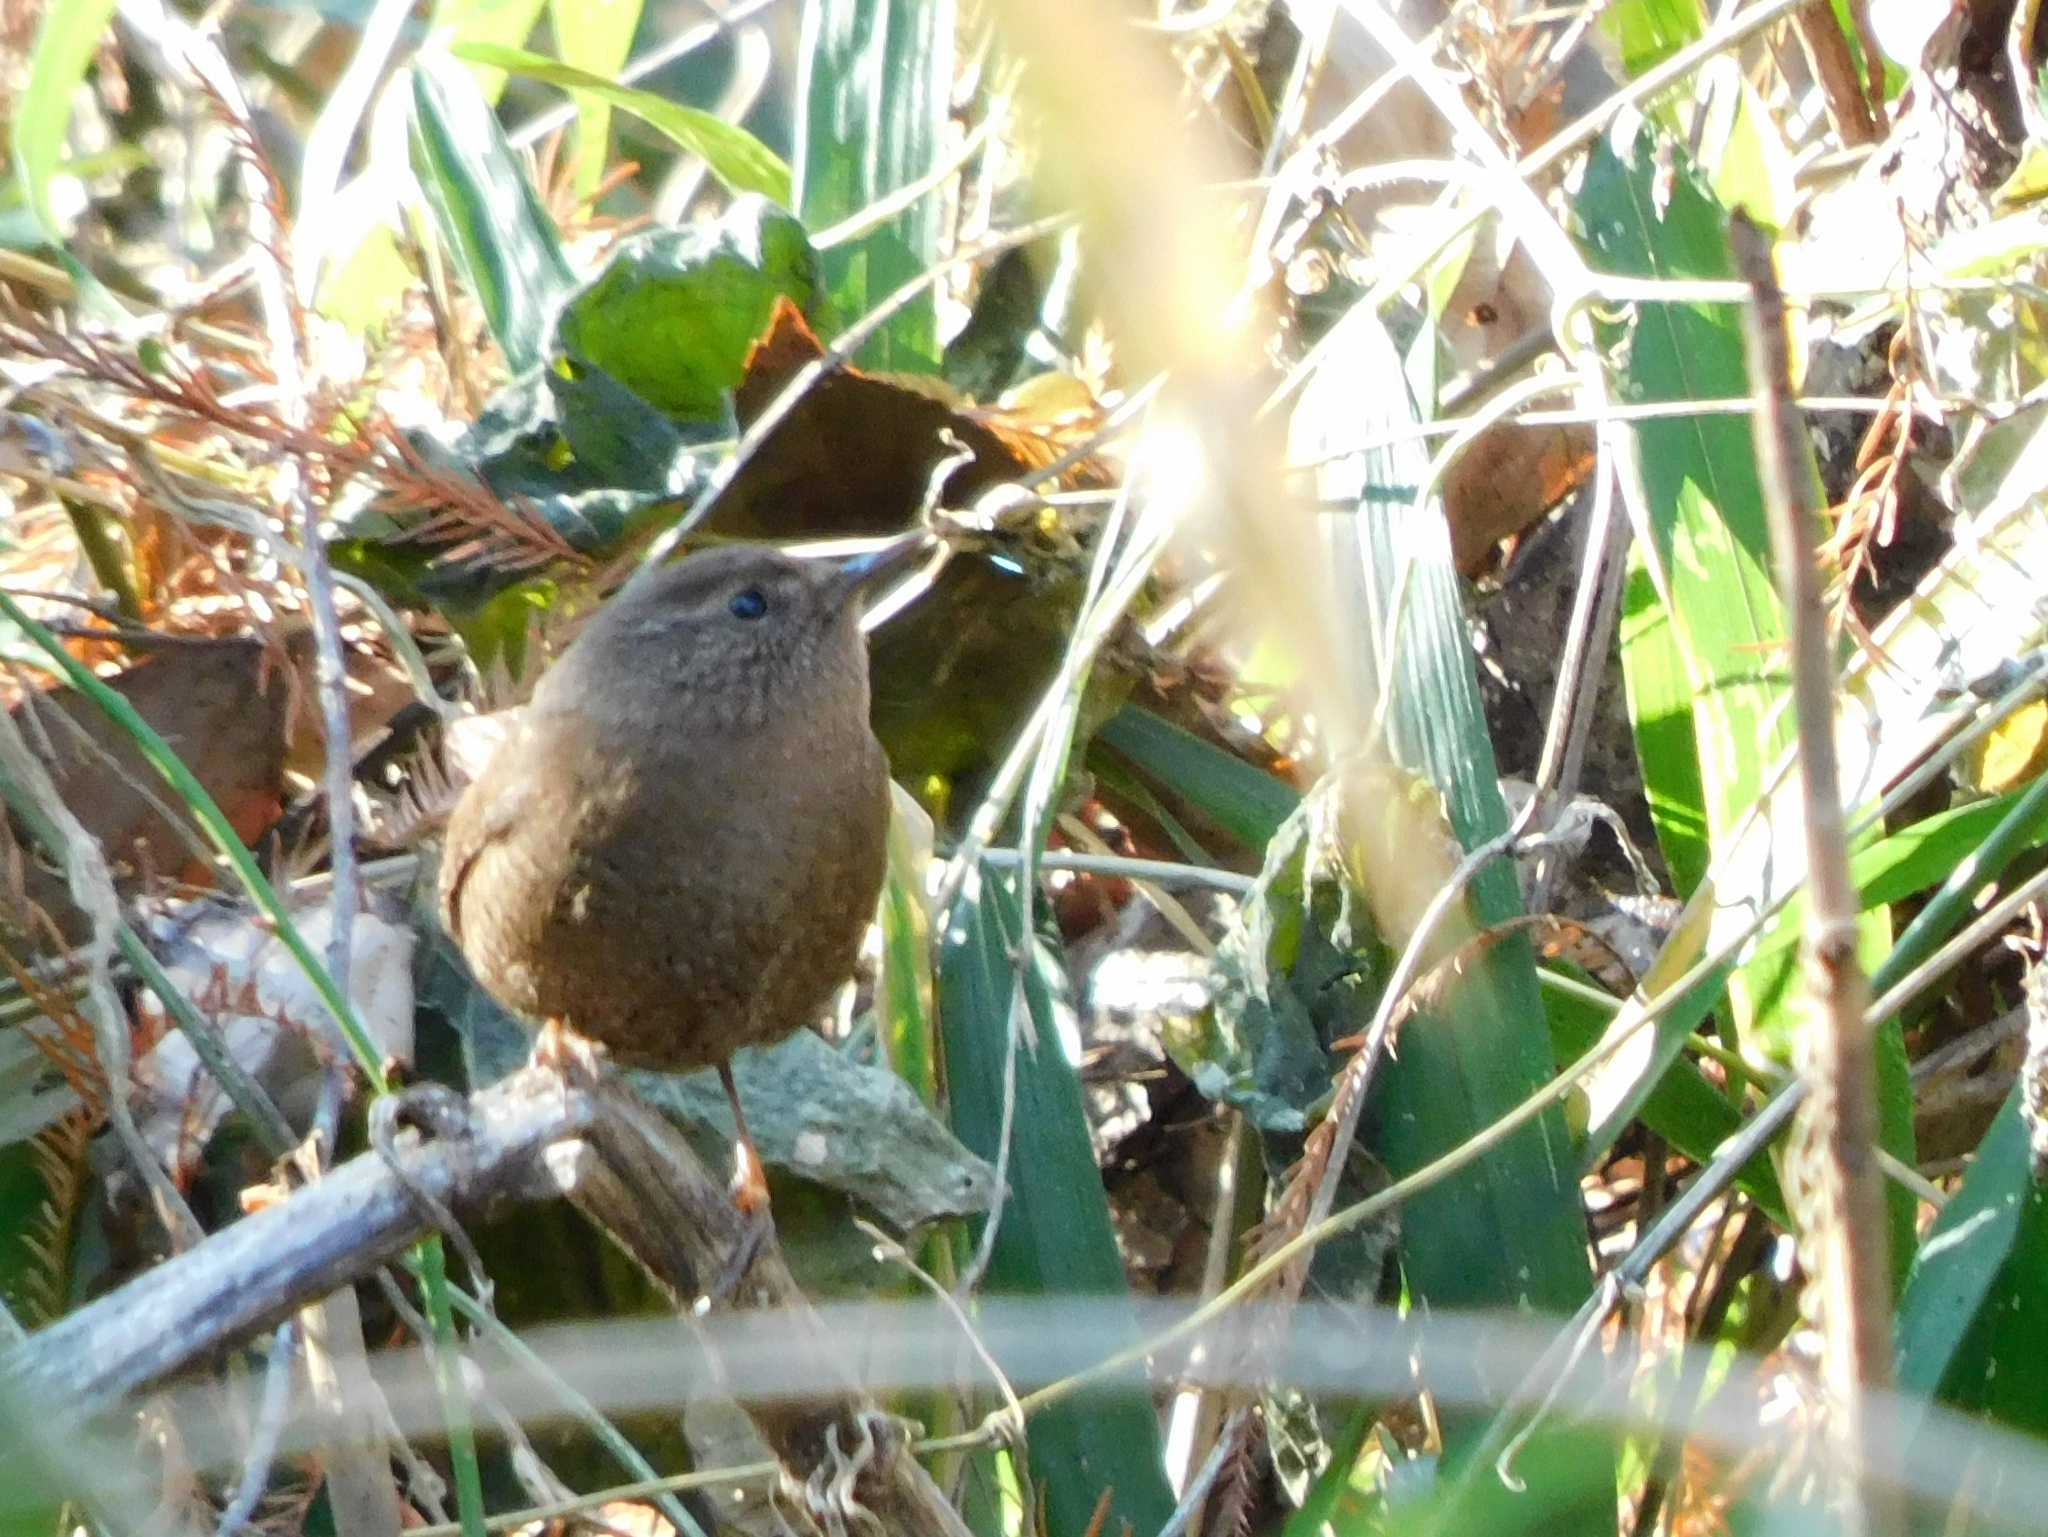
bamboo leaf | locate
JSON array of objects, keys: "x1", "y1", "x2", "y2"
[
  {"x1": 455, "y1": 41, "x2": 793, "y2": 204},
  {"x1": 1572, "y1": 128, "x2": 1915, "y2": 1275},
  {"x1": 938, "y1": 865, "x2": 1174, "y2": 1537},
  {"x1": 1292, "y1": 302, "x2": 1597, "y2": 1494},
  {"x1": 793, "y1": 0, "x2": 952, "y2": 370},
  {"x1": 411, "y1": 54, "x2": 578, "y2": 373}
]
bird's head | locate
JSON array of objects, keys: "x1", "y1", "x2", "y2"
[{"x1": 543, "y1": 532, "x2": 935, "y2": 728}]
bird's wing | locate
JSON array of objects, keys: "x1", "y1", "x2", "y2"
[{"x1": 438, "y1": 772, "x2": 537, "y2": 947}]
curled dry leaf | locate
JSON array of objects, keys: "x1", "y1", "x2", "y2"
[{"x1": 133, "y1": 899, "x2": 415, "y2": 1175}]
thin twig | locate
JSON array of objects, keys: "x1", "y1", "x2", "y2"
[
  {"x1": 215, "y1": 1320, "x2": 300, "y2": 1537},
  {"x1": 1745, "y1": 206, "x2": 1892, "y2": 1534}
]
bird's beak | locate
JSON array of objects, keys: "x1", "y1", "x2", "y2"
[{"x1": 827, "y1": 528, "x2": 945, "y2": 627}]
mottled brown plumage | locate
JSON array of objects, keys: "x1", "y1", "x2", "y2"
[{"x1": 439, "y1": 538, "x2": 925, "y2": 1083}]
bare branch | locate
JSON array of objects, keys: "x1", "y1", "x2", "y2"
[{"x1": 1731, "y1": 206, "x2": 1897, "y2": 1537}]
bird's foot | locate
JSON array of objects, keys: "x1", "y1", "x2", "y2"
[
  {"x1": 532, "y1": 1017, "x2": 607, "y2": 1085},
  {"x1": 697, "y1": 1137, "x2": 775, "y2": 1305}
]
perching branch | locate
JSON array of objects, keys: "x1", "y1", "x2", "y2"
[{"x1": 0, "y1": 1066, "x2": 974, "y2": 1537}]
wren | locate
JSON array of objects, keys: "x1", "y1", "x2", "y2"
[{"x1": 439, "y1": 533, "x2": 931, "y2": 1206}]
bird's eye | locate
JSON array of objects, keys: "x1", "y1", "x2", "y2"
[{"x1": 728, "y1": 587, "x2": 768, "y2": 620}]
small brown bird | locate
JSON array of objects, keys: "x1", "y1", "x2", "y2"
[{"x1": 439, "y1": 532, "x2": 932, "y2": 1207}]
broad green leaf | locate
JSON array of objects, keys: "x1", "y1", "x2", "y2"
[
  {"x1": 1693, "y1": 69, "x2": 1796, "y2": 235},
  {"x1": 330, "y1": 357, "x2": 715, "y2": 649},
  {"x1": 1574, "y1": 134, "x2": 1792, "y2": 879},
  {"x1": 1293, "y1": 302, "x2": 1597, "y2": 1497},
  {"x1": 938, "y1": 865, "x2": 1174, "y2": 1537},
  {"x1": 942, "y1": 242, "x2": 1063, "y2": 400},
  {"x1": 542, "y1": 0, "x2": 643, "y2": 196},
  {"x1": 1178, "y1": 797, "x2": 1381, "y2": 1133},
  {"x1": 1896, "y1": 1086, "x2": 2048, "y2": 1439},
  {"x1": 455, "y1": 42, "x2": 793, "y2": 205},
  {"x1": 411, "y1": 55, "x2": 578, "y2": 372},
  {"x1": 1745, "y1": 781, "x2": 2048, "y2": 975},
  {"x1": 1541, "y1": 969, "x2": 1787, "y2": 1222},
  {"x1": 1618, "y1": 559, "x2": 1709, "y2": 896},
  {"x1": 793, "y1": 0, "x2": 951, "y2": 371},
  {"x1": 555, "y1": 199, "x2": 825, "y2": 418}
]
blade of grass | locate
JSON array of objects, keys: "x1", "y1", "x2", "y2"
[
  {"x1": 13, "y1": 0, "x2": 116, "y2": 243},
  {"x1": 0, "y1": 591, "x2": 491, "y2": 1536},
  {"x1": 542, "y1": 0, "x2": 644, "y2": 198},
  {"x1": 1094, "y1": 705, "x2": 1299, "y2": 852}
]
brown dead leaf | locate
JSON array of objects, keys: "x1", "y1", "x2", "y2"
[
  {"x1": 703, "y1": 300, "x2": 1122, "y2": 825},
  {"x1": 715, "y1": 297, "x2": 1110, "y2": 540},
  {"x1": 5, "y1": 638, "x2": 289, "y2": 939}
]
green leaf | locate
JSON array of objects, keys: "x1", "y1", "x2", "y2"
[
  {"x1": 1185, "y1": 797, "x2": 1385, "y2": 1134},
  {"x1": 793, "y1": 0, "x2": 951, "y2": 371},
  {"x1": 1540, "y1": 969, "x2": 1786, "y2": 1222},
  {"x1": 1617, "y1": 559, "x2": 1709, "y2": 896},
  {"x1": 555, "y1": 199, "x2": 826, "y2": 419},
  {"x1": 1291, "y1": 302, "x2": 1597, "y2": 1494},
  {"x1": 13, "y1": 0, "x2": 117, "y2": 240},
  {"x1": 1094, "y1": 705, "x2": 1299, "y2": 852},
  {"x1": 432, "y1": 0, "x2": 550, "y2": 101},
  {"x1": 1572, "y1": 126, "x2": 1918, "y2": 1272},
  {"x1": 1599, "y1": 0, "x2": 1704, "y2": 76},
  {"x1": 454, "y1": 41, "x2": 793, "y2": 205},
  {"x1": 1744, "y1": 781, "x2": 2048, "y2": 975},
  {"x1": 942, "y1": 242, "x2": 1061, "y2": 400},
  {"x1": 939, "y1": 865, "x2": 1174, "y2": 1537},
  {"x1": 542, "y1": 0, "x2": 644, "y2": 196},
  {"x1": 1182, "y1": 791, "x2": 1408, "y2": 1299},
  {"x1": 1895, "y1": 1087, "x2": 2048, "y2": 1437},
  {"x1": 330, "y1": 360, "x2": 713, "y2": 635},
  {"x1": 411, "y1": 54, "x2": 578, "y2": 372}
]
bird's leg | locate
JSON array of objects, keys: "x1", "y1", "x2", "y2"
[
  {"x1": 720, "y1": 1060, "x2": 771, "y2": 1213},
  {"x1": 707, "y1": 1059, "x2": 773, "y2": 1300}
]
